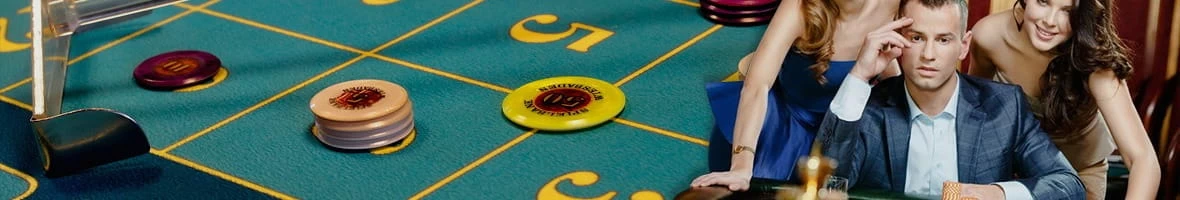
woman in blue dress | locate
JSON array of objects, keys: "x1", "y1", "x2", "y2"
[{"x1": 690, "y1": 0, "x2": 902, "y2": 191}]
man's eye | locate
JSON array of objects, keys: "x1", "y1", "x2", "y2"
[{"x1": 910, "y1": 36, "x2": 923, "y2": 42}]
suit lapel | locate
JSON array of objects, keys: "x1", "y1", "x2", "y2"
[
  {"x1": 955, "y1": 76, "x2": 985, "y2": 184},
  {"x1": 882, "y1": 80, "x2": 911, "y2": 191}
]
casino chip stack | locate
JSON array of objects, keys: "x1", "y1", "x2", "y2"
[
  {"x1": 134, "y1": 50, "x2": 223, "y2": 90},
  {"x1": 309, "y1": 79, "x2": 416, "y2": 150},
  {"x1": 698, "y1": 0, "x2": 781, "y2": 27}
]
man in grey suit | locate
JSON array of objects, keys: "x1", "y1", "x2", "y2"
[{"x1": 818, "y1": 0, "x2": 1085, "y2": 199}]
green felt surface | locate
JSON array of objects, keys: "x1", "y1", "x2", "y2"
[
  {"x1": 0, "y1": 0, "x2": 774, "y2": 199},
  {"x1": 0, "y1": 172, "x2": 25, "y2": 198}
]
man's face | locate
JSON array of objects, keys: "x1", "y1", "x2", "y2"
[{"x1": 898, "y1": 2, "x2": 971, "y2": 91}]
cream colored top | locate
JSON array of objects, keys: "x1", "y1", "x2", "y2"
[{"x1": 993, "y1": 72, "x2": 1116, "y2": 168}]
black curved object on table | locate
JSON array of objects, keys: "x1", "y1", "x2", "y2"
[
  {"x1": 673, "y1": 179, "x2": 928, "y2": 200},
  {"x1": 28, "y1": 0, "x2": 183, "y2": 177},
  {"x1": 32, "y1": 109, "x2": 150, "y2": 177}
]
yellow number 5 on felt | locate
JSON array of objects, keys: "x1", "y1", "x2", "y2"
[
  {"x1": 510, "y1": 14, "x2": 613, "y2": 53},
  {"x1": 0, "y1": 6, "x2": 33, "y2": 53}
]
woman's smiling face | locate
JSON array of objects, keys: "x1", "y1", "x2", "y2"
[{"x1": 1022, "y1": 0, "x2": 1075, "y2": 51}]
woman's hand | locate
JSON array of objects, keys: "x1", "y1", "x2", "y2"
[{"x1": 690, "y1": 171, "x2": 754, "y2": 191}]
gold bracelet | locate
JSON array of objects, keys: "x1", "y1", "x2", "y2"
[{"x1": 732, "y1": 145, "x2": 754, "y2": 155}]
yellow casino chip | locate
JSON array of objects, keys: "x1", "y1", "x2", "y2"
[{"x1": 502, "y1": 76, "x2": 626, "y2": 131}]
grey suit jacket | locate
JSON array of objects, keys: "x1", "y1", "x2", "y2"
[{"x1": 817, "y1": 74, "x2": 1084, "y2": 199}]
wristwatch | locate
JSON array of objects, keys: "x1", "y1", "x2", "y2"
[{"x1": 732, "y1": 145, "x2": 754, "y2": 155}]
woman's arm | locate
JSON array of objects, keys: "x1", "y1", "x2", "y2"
[
  {"x1": 690, "y1": 0, "x2": 806, "y2": 191},
  {"x1": 729, "y1": 0, "x2": 805, "y2": 175},
  {"x1": 1089, "y1": 69, "x2": 1161, "y2": 199}
]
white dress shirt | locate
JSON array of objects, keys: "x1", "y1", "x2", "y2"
[
  {"x1": 828, "y1": 74, "x2": 1033, "y2": 199},
  {"x1": 900, "y1": 78, "x2": 959, "y2": 196}
]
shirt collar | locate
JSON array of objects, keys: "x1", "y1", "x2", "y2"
[{"x1": 904, "y1": 74, "x2": 960, "y2": 120}]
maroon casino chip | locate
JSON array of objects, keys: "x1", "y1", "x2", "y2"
[{"x1": 133, "y1": 50, "x2": 222, "y2": 89}]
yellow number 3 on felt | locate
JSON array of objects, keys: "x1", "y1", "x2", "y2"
[
  {"x1": 0, "y1": 6, "x2": 33, "y2": 53},
  {"x1": 537, "y1": 171, "x2": 664, "y2": 200},
  {"x1": 510, "y1": 14, "x2": 613, "y2": 53}
]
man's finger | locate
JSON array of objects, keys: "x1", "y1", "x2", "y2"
[
  {"x1": 878, "y1": 37, "x2": 909, "y2": 53},
  {"x1": 869, "y1": 33, "x2": 911, "y2": 53},
  {"x1": 883, "y1": 32, "x2": 911, "y2": 48},
  {"x1": 875, "y1": 17, "x2": 913, "y2": 33},
  {"x1": 884, "y1": 47, "x2": 904, "y2": 59}
]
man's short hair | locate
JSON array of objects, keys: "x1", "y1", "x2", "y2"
[{"x1": 900, "y1": 0, "x2": 969, "y2": 33}]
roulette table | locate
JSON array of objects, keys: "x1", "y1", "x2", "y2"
[{"x1": 0, "y1": 0, "x2": 776, "y2": 199}]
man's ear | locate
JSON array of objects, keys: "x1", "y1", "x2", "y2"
[{"x1": 959, "y1": 31, "x2": 973, "y2": 60}]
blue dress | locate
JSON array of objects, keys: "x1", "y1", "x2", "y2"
[{"x1": 705, "y1": 48, "x2": 854, "y2": 181}]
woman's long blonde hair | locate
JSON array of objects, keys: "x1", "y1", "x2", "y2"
[{"x1": 796, "y1": 0, "x2": 839, "y2": 85}]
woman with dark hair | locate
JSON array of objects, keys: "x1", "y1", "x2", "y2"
[
  {"x1": 968, "y1": 0, "x2": 1161, "y2": 198},
  {"x1": 689, "y1": 0, "x2": 902, "y2": 191}
]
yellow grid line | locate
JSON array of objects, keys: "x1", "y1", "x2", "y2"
[
  {"x1": 170, "y1": 0, "x2": 715, "y2": 152},
  {"x1": 0, "y1": 0, "x2": 220, "y2": 95},
  {"x1": 409, "y1": 130, "x2": 537, "y2": 200},
  {"x1": 0, "y1": 97, "x2": 292, "y2": 199},
  {"x1": 0, "y1": 95, "x2": 32, "y2": 111},
  {"x1": 179, "y1": 2, "x2": 510, "y2": 92},
  {"x1": 160, "y1": 0, "x2": 485, "y2": 152},
  {"x1": 0, "y1": 163, "x2": 37, "y2": 200},
  {"x1": 614, "y1": 25, "x2": 722, "y2": 87},
  {"x1": 668, "y1": 0, "x2": 700, "y2": 7},
  {"x1": 0, "y1": 0, "x2": 717, "y2": 198},
  {"x1": 173, "y1": 3, "x2": 368, "y2": 54},
  {"x1": 612, "y1": 118, "x2": 708, "y2": 146},
  {"x1": 149, "y1": 149, "x2": 296, "y2": 199},
  {"x1": 159, "y1": 56, "x2": 365, "y2": 152},
  {"x1": 0, "y1": 96, "x2": 37, "y2": 199},
  {"x1": 11, "y1": 93, "x2": 719, "y2": 151},
  {"x1": 367, "y1": 55, "x2": 513, "y2": 93},
  {"x1": 0, "y1": 94, "x2": 35, "y2": 199},
  {"x1": 0, "y1": 81, "x2": 27, "y2": 95},
  {"x1": 2, "y1": 0, "x2": 711, "y2": 162}
]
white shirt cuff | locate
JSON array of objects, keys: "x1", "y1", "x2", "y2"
[
  {"x1": 993, "y1": 181, "x2": 1034, "y2": 200},
  {"x1": 829, "y1": 76, "x2": 873, "y2": 121}
]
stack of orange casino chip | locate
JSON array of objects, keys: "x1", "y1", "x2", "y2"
[{"x1": 309, "y1": 79, "x2": 415, "y2": 150}]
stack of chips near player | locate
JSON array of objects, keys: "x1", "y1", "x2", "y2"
[
  {"x1": 697, "y1": 0, "x2": 780, "y2": 27},
  {"x1": 133, "y1": 50, "x2": 223, "y2": 89},
  {"x1": 309, "y1": 79, "x2": 415, "y2": 150}
]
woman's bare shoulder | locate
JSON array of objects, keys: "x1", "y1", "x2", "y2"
[{"x1": 970, "y1": 10, "x2": 1015, "y2": 47}]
